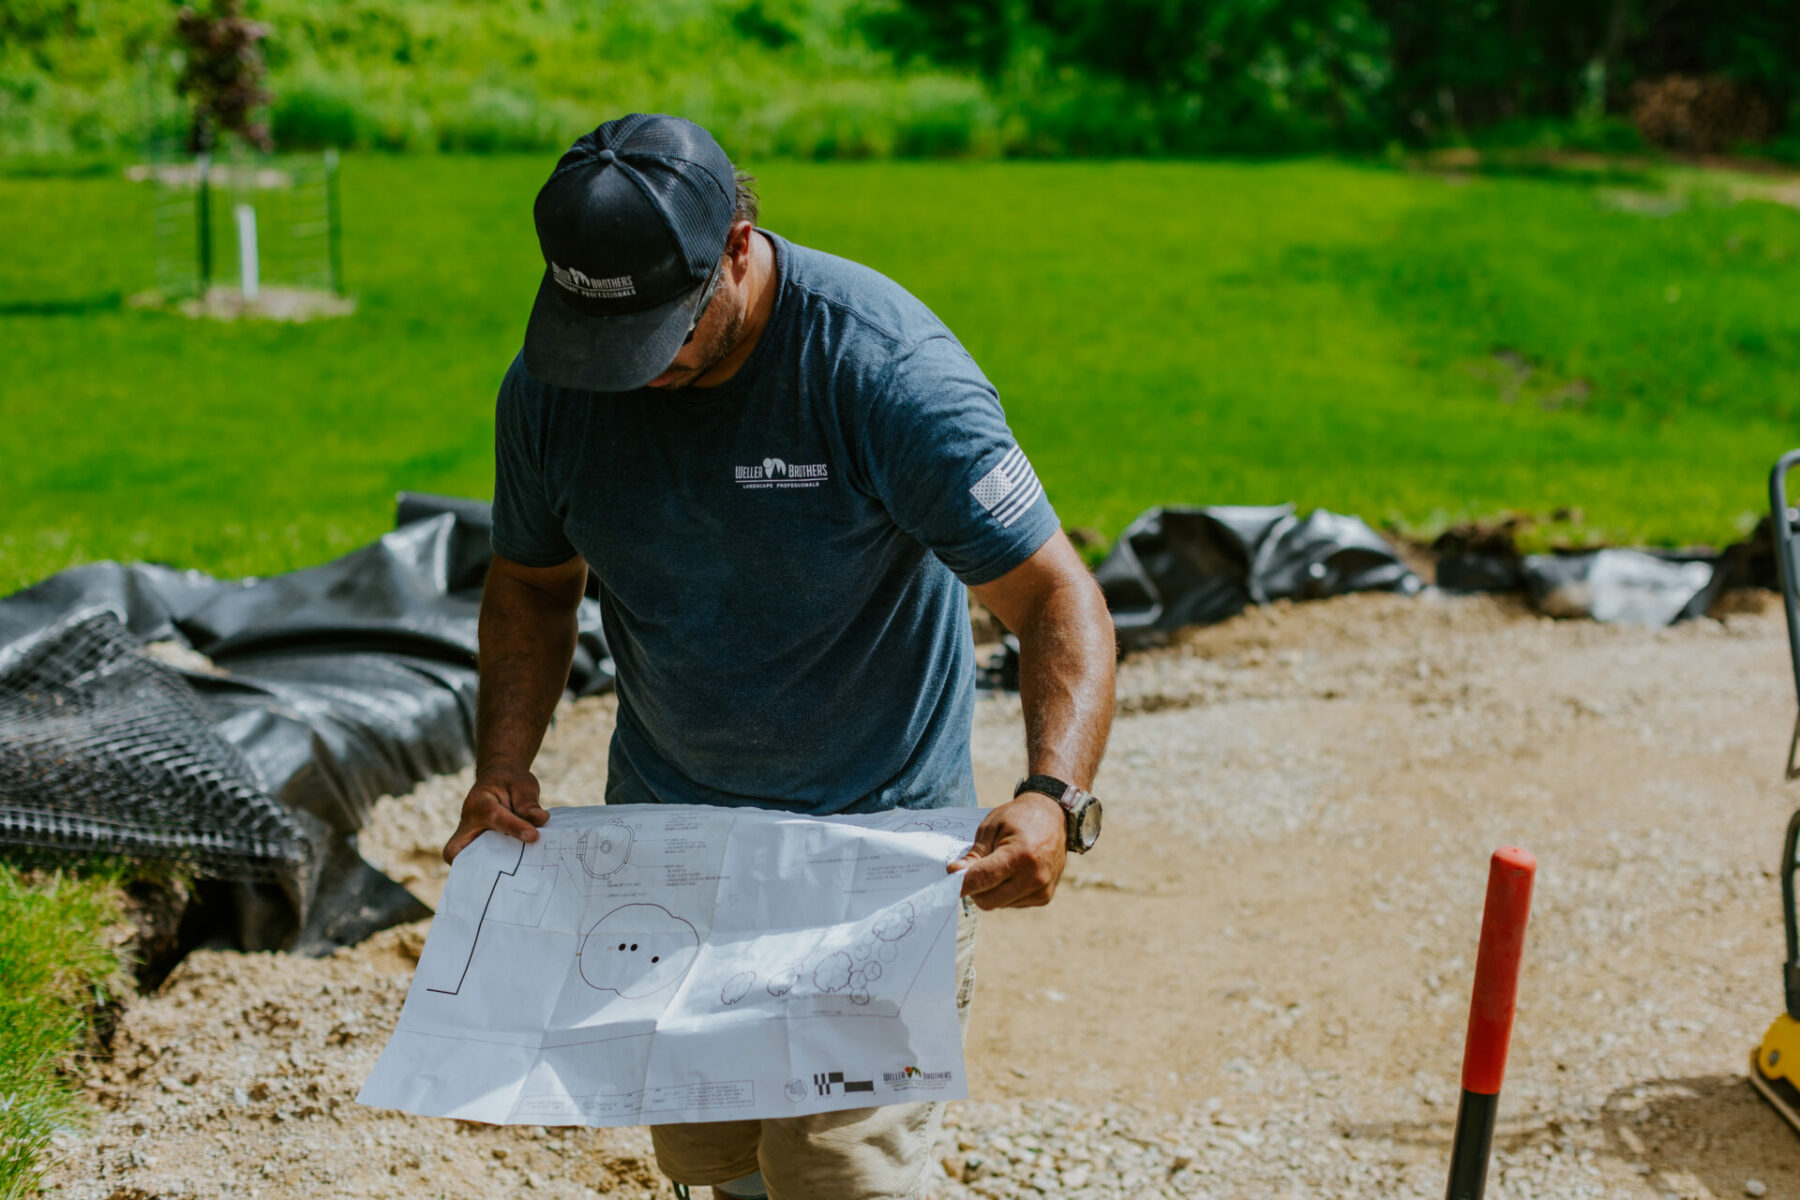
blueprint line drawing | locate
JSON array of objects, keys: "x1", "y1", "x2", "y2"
[
  {"x1": 425, "y1": 837, "x2": 527, "y2": 997},
  {"x1": 577, "y1": 903, "x2": 700, "y2": 997},
  {"x1": 359, "y1": 803, "x2": 986, "y2": 1127},
  {"x1": 752, "y1": 897, "x2": 929, "y2": 1013},
  {"x1": 575, "y1": 823, "x2": 632, "y2": 878},
  {"x1": 721, "y1": 970, "x2": 757, "y2": 1006}
]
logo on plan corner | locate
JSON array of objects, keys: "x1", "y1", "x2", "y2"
[
  {"x1": 734, "y1": 457, "x2": 831, "y2": 490},
  {"x1": 882, "y1": 1066, "x2": 953, "y2": 1090}
]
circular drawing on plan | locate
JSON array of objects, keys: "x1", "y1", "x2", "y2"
[
  {"x1": 577, "y1": 824, "x2": 633, "y2": 878},
  {"x1": 814, "y1": 950, "x2": 854, "y2": 994},
  {"x1": 873, "y1": 901, "x2": 915, "y2": 943},
  {"x1": 850, "y1": 989, "x2": 870, "y2": 1006},
  {"x1": 877, "y1": 941, "x2": 898, "y2": 964},
  {"x1": 766, "y1": 974, "x2": 794, "y2": 999},
  {"x1": 721, "y1": 970, "x2": 756, "y2": 1006},
  {"x1": 577, "y1": 904, "x2": 698, "y2": 998}
]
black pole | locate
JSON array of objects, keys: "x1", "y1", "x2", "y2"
[
  {"x1": 1445, "y1": 1090, "x2": 1500, "y2": 1200},
  {"x1": 1769, "y1": 455, "x2": 1800, "y2": 1020},
  {"x1": 1783, "y1": 810, "x2": 1800, "y2": 1020},
  {"x1": 196, "y1": 152, "x2": 213, "y2": 295},
  {"x1": 324, "y1": 147, "x2": 343, "y2": 296},
  {"x1": 1768, "y1": 451, "x2": 1800, "y2": 735}
]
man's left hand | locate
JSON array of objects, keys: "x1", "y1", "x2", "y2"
[{"x1": 950, "y1": 792, "x2": 1067, "y2": 909}]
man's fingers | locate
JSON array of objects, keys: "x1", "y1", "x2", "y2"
[
  {"x1": 957, "y1": 841, "x2": 1027, "y2": 897},
  {"x1": 443, "y1": 823, "x2": 483, "y2": 864},
  {"x1": 971, "y1": 812, "x2": 1003, "y2": 854},
  {"x1": 442, "y1": 791, "x2": 541, "y2": 864},
  {"x1": 488, "y1": 804, "x2": 541, "y2": 842},
  {"x1": 964, "y1": 869, "x2": 1047, "y2": 909},
  {"x1": 947, "y1": 811, "x2": 1003, "y2": 874},
  {"x1": 972, "y1": 876, "x2": 1052, "y2": 910},
  {"x1": 470, "y1": 785, "x2": 544, "y2": 837},
  {"x1": 510, "y1": 778, "x2": 550, "y2": 825}
]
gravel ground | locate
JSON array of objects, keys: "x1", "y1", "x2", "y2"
[{"x1": 43, "y1": 590, "x2": 1800, "y2": 1200}]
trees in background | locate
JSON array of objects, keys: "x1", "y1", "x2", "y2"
[
  {"x1": 864, "y1": 0, "x2": 1799, "y2": 153},
  {"x1": 1, "y1": 0, "x2": 1792, "y2": 159}
]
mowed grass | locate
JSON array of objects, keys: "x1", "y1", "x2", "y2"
[
  {"x1": 4, "y1": 156, "x2": 1800, "y2": 594},
  {"x1": 0, "y1": 869, "x2": 124, "y2": 1198}
]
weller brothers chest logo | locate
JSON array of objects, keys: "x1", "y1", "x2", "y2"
[{"x1": 735, "y1": 457, "x2": 830, "y2": 490}]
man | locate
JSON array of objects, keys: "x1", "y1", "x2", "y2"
[{"x1": 442, "y1": 114, "x2": 1115, "y2": 1200}]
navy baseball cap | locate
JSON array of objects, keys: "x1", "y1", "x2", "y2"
[{"x1": 523, "y1": 114, "x2": 737, "y2": 392}]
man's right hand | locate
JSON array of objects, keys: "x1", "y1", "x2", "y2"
[{"x1": 443, "y1": 764, "x2": 551, "y2": 863}]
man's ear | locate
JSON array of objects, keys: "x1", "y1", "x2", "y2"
[{"x1": 725, "y1": 220, "x2": 756, "y2": 268}]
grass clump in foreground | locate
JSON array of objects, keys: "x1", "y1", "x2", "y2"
[{"x1": 0, "y1": 866, "x2": 126, "y2": 1200}]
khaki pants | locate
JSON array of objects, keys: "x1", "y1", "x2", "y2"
[{"x1": 652, "y1": 899, "x2": 979, "y2": 1200}]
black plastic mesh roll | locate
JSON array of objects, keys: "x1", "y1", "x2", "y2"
[{"x1": 0, "y1": 611, "x2": 315, "y2": 886}]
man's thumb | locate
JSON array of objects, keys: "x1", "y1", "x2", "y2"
[{"x1": 950, "y1": 815, "x2": 1004, "y2": 871}]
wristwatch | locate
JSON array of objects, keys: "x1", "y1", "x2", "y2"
[{"x1": 1014, "y1": 774, "x2": 1103, "y2": 854}]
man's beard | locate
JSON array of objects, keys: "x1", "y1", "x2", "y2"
[{"x1": 662, "y1": 288, "x2": 746, "y2": 390}]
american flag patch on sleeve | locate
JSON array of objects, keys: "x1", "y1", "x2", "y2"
[{"x1": 969, "y1": 446, "x2": 1044, "y2": 528}]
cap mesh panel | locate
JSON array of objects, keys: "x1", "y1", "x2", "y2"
[{"x1": 613, "y1": 118, "x2": 735, "y2": 275}]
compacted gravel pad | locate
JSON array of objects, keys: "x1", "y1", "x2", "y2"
[{"x1": 45, "y1": 592, "x2": 1800, "y2": 1200}]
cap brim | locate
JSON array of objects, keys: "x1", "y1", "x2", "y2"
[{"x1": 521, "y1": 270, "x2": 710, "y2": 392}]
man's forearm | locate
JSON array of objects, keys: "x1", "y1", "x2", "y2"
[
  {"x1": 475, "y1": 572, "x2": 581, "y2": 776},
  {"x1": 1015, "y1": 582, "x2": 1115, "y2": 789}
]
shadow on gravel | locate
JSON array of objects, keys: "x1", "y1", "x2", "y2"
[
  {"x1": 1597, "y1": 1074, "x2": 1800, "y2": 1198},
  {"x1": 1343, "y1": 1073, "x2": 1800, "y2": 1195}
]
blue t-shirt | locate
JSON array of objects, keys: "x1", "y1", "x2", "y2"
[{"x1": 492, "y1": 232, "x2": 1059, "y2": 815}]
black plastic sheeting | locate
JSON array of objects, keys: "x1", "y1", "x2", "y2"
[
  {"x1": 3, "y1": 484, "x2": 1762, "y2": 953},
  {"x1": 1436, "y1": 517, "x2": 1776, "y2": 626},
  {"x1": 1093, "y1": 505, "x2": 1421, "y2": 651},
  {"x1": 1521, "y1": 550, "x2": 1718, "y2": 626},
  {"x1": 0, "y1": 496, "x2": 612, "y2": 954}
]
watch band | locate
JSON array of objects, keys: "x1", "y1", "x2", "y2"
[
  {"x1": 1014, "y1": 774, "x2": 1102, "y2": 853},
  {"x1": 1015, "y1": 774, "x2": 1074, "y2": 805}
]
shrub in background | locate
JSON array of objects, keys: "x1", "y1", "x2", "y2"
[
  {"x1": 1630, "y1": 75, "x2": 1777, "y2": 154},
  {"x1": 173, "y1": 0, "x2": 272, "y2": 153},
  {"x1": 3, "y1": 0, "x2": 1796, "y2": 161}
]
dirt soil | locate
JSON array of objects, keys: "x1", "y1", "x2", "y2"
[{"x1": 44, "y1": 591, "x2": 1800, "y2": 1200}]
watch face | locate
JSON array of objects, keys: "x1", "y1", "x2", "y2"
[{"x1": 1076, "y1": 799, "x2": 1102, "y2": 851}]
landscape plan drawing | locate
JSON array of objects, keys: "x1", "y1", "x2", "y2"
[{"x1": 358, "y1": 803, "x2": 986, "y2": 1126}]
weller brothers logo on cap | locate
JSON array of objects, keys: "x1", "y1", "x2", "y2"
[{"x1": 550, "y1": 261, "x2": 637, "y2": 300}]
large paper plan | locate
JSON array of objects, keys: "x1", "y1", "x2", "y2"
[{"x1": 358, "y1": 803, "x2": 986, "y2": 1126}]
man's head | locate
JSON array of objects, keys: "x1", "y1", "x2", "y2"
[{"x1": 522, "y1": 114, "x2": 759, "y2": 393}]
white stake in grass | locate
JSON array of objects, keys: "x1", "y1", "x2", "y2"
[{"x1": 235, "y1": 203, "x2": 260, "y2": 304}]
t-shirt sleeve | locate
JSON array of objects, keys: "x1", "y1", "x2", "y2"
[
  {"x1": 859, "y1": 335, "x2": 1061, "y2": 586},
  {"x1": 491, "y1": 358, "x2": 579, "y2": 568}
]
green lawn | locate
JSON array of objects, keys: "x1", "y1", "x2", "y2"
[{"x1": 4, "y1": 156, "x2": 1799, "y2": 594}]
